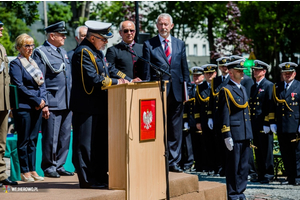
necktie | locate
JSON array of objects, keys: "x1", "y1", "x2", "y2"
[
  {"x1": 57, "y1": 47, "x2": 64, "y2": 60},
  {"x1": 286, "y1": 83, "x2": 289, "y2": 91},
  {"x1": 222, "y1": 76, "x2": 225, "y2": 82},
  {"x1": 164, "y1": 39, "x2": 171, "y2": 64},
  {"x1": 129, "y1": 43, "x2": 137, "y2": 78}
]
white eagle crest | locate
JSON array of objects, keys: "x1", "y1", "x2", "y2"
[{"x1": 143, "y1": 110, "x2": 153, "y2": 130}]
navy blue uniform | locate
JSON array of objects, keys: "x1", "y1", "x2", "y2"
[
  {"x1": 271, "y1": 80, "x2": 300, "y2": 185},
  {"x1": 219, "y1": 80, "x2": 253, "y2": 200},
  {"x1": 71, "y1": 38, "x2": 131, "y2": 188},
  {"x1": 249, "y1": 78, "x2": 274, "y2": 182}
]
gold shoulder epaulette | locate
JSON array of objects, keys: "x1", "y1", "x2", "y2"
[
  {"x1": 221, "y1": 125, "x2": 230, "y2": 133},
  {"x1": 117, "y1": 71, "x2": 126, "y2": 79},
  {"x1": 272, "y1": 84, "x2": 293, "y2": 112}
]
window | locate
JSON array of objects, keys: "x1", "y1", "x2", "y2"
[
  {"x1": 202, "y1": 44, "x2": 207, "y2": 56},
  {"x1": 185, "y1": 44, "x2": 189, "y2": 56},
  {"x1": 193, "y1": 44, "x2": 198, "y2": 56}
]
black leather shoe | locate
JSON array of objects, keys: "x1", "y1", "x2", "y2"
[
  {"x1": 57, "y1": 170, "x2": 74, "y2": 176},
  {"x1": 44, "y1": 171, "x2": 60, "y2": 178},
  {"x1": 169, "y1": 165, "x2": 183, "y2": 173},
  {"x1": 1, "y1": 178, "x2": 18, "y2": 185},
  {"x1": 294, "y1": 182, "x2": 300, "y2": 186}
]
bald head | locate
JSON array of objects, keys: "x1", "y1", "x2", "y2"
[{"x1": 119, "y1": 21, "x2": 136, "y2": 44}]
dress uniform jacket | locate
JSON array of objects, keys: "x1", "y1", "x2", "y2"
[
  {"x1": 208, "y1": 75, "x2": 230, "y2": 128},
  {"x1": 32, "y1": 41, "x2": 73, "y2": 174},
  {"x1": 271, "y1": 80, "x2": 300, "y2": 184},
  {"x1": 71, "y1": 38, "x2": 132, "y2": 188},
  {"x1": 241, "y1": 74, "x2": 254, "y2": 100},
  {"x1": 0, "y1": 43, "x2": 10, "y2": 182},
  {"x1": 195, "y1": 81, "x2": 216, "y2": 171},
  {"x1": 106, "y1": 42, "x2": 143, "y2": 79},
  {"x1": 249, "y1": 77, "x2": 274, "y2": 181},
  {"x1": 32, "y1": 41, "x2": 72, "y2": 110},
  {"x1": 219, "y1": 80, "x2": 253, "y2": 200}
]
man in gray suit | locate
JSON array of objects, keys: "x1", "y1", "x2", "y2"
[{"x1": 32, "y1": 21, "x2": 73, "y2": 178}]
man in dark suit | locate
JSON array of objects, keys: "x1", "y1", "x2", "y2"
[
  {"x1": 195, "y1": 64, "x2": 217, "y2": 175},
  {"x1": 207, "y1": 56, "x2": 230, "y2": 176},
  {"x1": 32, "y1": 21, "x2": 74, "y2": 178},
  {"x1": 143, "y1": 13, "x2": 191, "y2": 172},
  {"x1": 249, "y1": 60, "x2": 274, "y2": 184},
  {"x1": 71, "y1": 20, "x2": 136, "y2": 189},
  {"x1": 106, "y1": 20, "x2": 143, "y2": 80},
  {"x1": 67, "y1": 25, "x2": 88, "y2": 62},
  {"x1": 181, "y1": 66, "x2": 204, "y2": 172},
  {"x1": 0, "y1": 20, "x2": 18, "y2": 186},
  {"x1": 219, "y1": 58, "x2": 253, "y2": 200},
  {"x1": 270, "y1": 62, "x2": 300, "y2": 186}
]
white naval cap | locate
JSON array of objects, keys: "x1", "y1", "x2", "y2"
[{"x1": 85, "y1": 20, "x2": 114, "y2": 39}]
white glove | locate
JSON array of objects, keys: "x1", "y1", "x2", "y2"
[
  {"x1": 224, "y1": 137, "x2": 234, "y2": 151},
  {"x1": 263, "y1": 126, "x2": 270, "y2": 134},
  {"x1": 184, "y1": 122, "x2": 190, "y2": 130},
  {"x1": 270, "y1": 124, "x2": 277, "y2": 133},
  {"x1": 298, "y1": 125, "x2": 300, "y2": 133},
  {"x1": 208, "y1": 118, "x2": 213, "y2": 130}
]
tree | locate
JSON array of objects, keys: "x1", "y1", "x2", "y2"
[{"x1": 212, "y1": 2, "x2": 253, "y2": 60}]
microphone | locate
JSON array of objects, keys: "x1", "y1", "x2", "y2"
[{"x1": 121, "y1": 43, "x2": 137, "y2": 57}]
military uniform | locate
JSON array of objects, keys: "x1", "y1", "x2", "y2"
[
  {"x1": 208, "y1": 57, "x2": 230, "y2": 176},
  {"x1": 32, "y1": 21, "x2": 73, "y2": 176},
  {"x1": 195, "y1": 64, "x2": 217, "y2": 174},
  {"x1": 71, "y1": 21, "x2": 132, "y2": 188},
  {"x1": 0, "y1": 41, "x2": 10, "y2": 182},
  {"x1": 249, "y1": 60, "x2": 274, "y2": 183},
  {"x1": 219, "y1": 59, "x2": 253, "y2": 200},
  {"x1": 270, "y1": 62, "x2": 300, "y2": 185}
]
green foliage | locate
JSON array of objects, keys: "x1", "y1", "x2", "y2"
[
  {"x1": 0, "y1": 29, "x2": 16, "y2": 56},
  {"x1": 47, "y1": 2, "x2": 73, "y2": 26},
  {"x1": 1, "y1": 1, "x2": 40, "y2": 26},
  {"x1": 90, "y1": 1, "x2": 136, "y2": 28}
]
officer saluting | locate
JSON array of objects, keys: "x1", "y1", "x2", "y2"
[
  {"x1": 195, "y1": 64, "x2": 217, "y2": 175},
  {"x1": 270, "y1": 62, "x2": 300, "y2": 186},
  {"x1": 219, "y1": 58, "x2": 253, "y2": 200},
  {"x1": 249, "y1": 60, "x2": 274, "y2": 184}
]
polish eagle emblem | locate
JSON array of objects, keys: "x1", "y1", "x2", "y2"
[{"x1": 143, "y1": 109, "x2": 153, "y2": 130}]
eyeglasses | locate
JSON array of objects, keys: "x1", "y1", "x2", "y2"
[
  {"x1": 92, "y1": 34, "x2": 107, "y2": 42},
  {"x1": 23, "y1": 44, "x2": 35, "y2": 49},
  {"x1": 123, "y1": 29, "x2": 135, "y2": 34}
]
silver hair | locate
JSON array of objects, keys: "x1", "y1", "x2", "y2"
[
  {"x1": 119, "y1": 21, "x2": 136, "y2": 31},
  {"x1": 156, "y1": 13, "x2": 173, "y2": 24},
  {"x1": 75, "y1": 26, "x2": 87, "y2": 38}
]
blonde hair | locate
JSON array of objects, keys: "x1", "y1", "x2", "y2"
[{"x1": 15, "y1": 33, "x2": 34, "y2": 50}]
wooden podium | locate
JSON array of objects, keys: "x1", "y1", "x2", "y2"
[{"x1": 107, "y1": 81, "x2": 167, "y2": 200}]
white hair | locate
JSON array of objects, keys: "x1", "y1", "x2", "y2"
[
  {"x1": 119, "y1": 21, "x2": 136, "y2": 31},
  {"x1": 75, "y1": 26, "x2": 87, "y2": 38},
  {"x1": 156, "y1": 13, "x2": 173, "y2": 24}
]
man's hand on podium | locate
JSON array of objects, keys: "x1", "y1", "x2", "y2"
[
  {"x1": 118, "y1": 78, "x2": 130, "y2": 84},
  {"x1": 132, "y1": 77, "x2": 142, "y2": 82}
]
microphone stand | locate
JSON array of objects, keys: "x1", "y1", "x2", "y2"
[{"x1": 126, "y1": 46, "x2": 171, "y2": 200}]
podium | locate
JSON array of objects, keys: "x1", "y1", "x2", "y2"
[{"x1": 106, "y1": 81, "x2": 167, "y2": 200}]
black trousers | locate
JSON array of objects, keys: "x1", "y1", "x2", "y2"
[
  {"x1": 167, "y1": 89, "x2": 183, "y2": 167},
  {"x1": 253, "y1": 130, "x2": 274, "y2": 180},
  {"x1": 72, "y1": 112, "x2": 108, "y2": 188},
  {"x1": 180, "y1": 128, "x2": 194, "y2": 169},
  {"x1": 277, "y1": 132, "x2": 300, "y2": 184},
  {"x1": 226, "y1": 140, "x2": 250, "y2": 200},
  {"x1": 13, "y1": 109, "x2": 42, "y2": 173}
]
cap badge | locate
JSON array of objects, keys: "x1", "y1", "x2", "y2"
[
  {"x1": 240, "y1": 62, "x2": 244, "y2": 66},
  {"x1": 207, "y1": 66, "x2": 212, "y2": 70},
  {"x1": 285, "y1": 64, "x2": 290, "y2": 69},
  {"x1": 222, "y1": 58, "x2": 226, "y2": 63}
]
